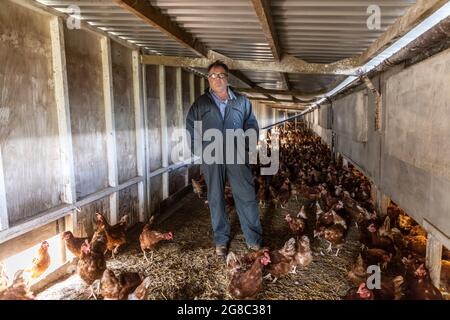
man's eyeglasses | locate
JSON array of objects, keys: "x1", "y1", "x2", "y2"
[{"x1": 208, "y1": 73, "x2": 228, "y2": 79}]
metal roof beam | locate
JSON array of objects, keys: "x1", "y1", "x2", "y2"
[
  {"x1": 251, "y1": 0, "x2": 282, "y2": 60},
  {"x1": 113, "y1": 0, "x2": 208, "y2": 57},
  {"x1": 251, "y1": 1, "x2": 292, "y2": 95},
  {"x1": 280, "y1": 73, "x2": 290, "y2": 91},
  {"x1": 236, "y1": 87, "x2": 325, "y2": 100},
  {"x1": 141, "y1": 53, "x2": 359, "y2": 76}
]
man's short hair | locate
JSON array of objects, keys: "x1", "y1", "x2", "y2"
[{"x1": 207, "y1": 60, "x2": 229, "y2": 74}]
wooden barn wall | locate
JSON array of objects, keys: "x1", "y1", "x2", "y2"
[
  {"x1": 0, "y1": 1, "x2": 63, "y2": 226},
  {"x1": 188, "y1": 76, "x2": 203, "y2": 181},
  {"x1": 165, "y1": 67, "x2": 185, "y2": 196},
  {"x1": 181, "y1": 69, "x2": 192, "y2": 162},
  {"x1": 75, "y1": 197, "x2": 110, "y2": 238},
  {"x1": 0, "y1": 221, "x2": 59, "y2": 261},
  {"x1": 145, "y1": 65, "x2": 163, "y2": 214},
  {"x1": 118, "y1": 185, "x2": 139, "y2": 228},
  {"x1": 111, "y1": 41, "x2": 137, "y2": 185},
  {"x1": 64, "y1": 27, "x2": 108, "y2": 199},
  {"x1": 165, "y1": 67, "x2": 177, "y2": 167}
]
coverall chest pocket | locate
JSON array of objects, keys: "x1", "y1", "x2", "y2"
[{"x1": 231, "y1": 106, "x2": 244, "y2": 129}]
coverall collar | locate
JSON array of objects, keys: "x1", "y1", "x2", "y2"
[
  {"x1": 208, "y1": 86, "x2": 237, "y2": 101},
  {"x1": 207, "y1": 86, "x2": 237, "y2": 121}
]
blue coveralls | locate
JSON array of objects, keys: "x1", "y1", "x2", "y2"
[{"x1": 186, "y1": 87, "x2": 263, "y2": 248}]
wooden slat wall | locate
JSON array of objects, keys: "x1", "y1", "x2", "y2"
[
  {"x1": 65, "y1": 27, "x2": 109, "y2": 199},
  {"x1": 145, "y1": 65, "x2": 163, "y2": 214},
  {"x1": 165, "y1": 67, "x2": 177, "y2": 167},
  {"x1": 0, "y1": 1, "x2": 219, "y2": 261},
  {"x1": 0, "y1": 1, "x2": 63, "y2": 226},
  {"x1": 182, "y1": 69, "x2": 192, "y2": 160},
  {"x1": 75, "y1": 197, "x2": 110, "y2": 238},
  {"x1": 111, "y1": 41, "x2": 137, "y2": 185},
  {"x1": 188, "y1": 75, "x2": 204, "y2": 181},
  {"x1": 0, "y1": 222, "x2": 58, "y2": 261},
  {"x1": 181, "y1": 70, "x2": 192, "y2": 186},
  {"x1": 118, "y1": 185, "x2": 139, "y2": 227},
  {"x1": 166, "y1": 67, "x2": 185, "y2": 196}
]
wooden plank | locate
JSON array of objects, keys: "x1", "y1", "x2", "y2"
[
  {"x1": 184, "y1": 72, "x2": 195, "y2": 185},
  {"x1": 113, "y1": 0, "x2": 207, "y2": 57},
  {"x1": 0, "y1": 221, "x2": 57, "y2": 261},
  {"x1": 31, "y1": 260, "x2": 77, "y2": 294},
  {"x1": 141, "y1": 54, "x2": 359, "y2": 76},
  {"x1": 176, "y1": 67, "x2": 188, "y2": 189},
  {"x1": 102, "y1": 37, "x2": 119, "y2": 188},
  {"x1": 159, "y1": 66, "x2": 169, "y2": 200},
  {"x1": 111, "y1": 42, "x2": 137, "y2": 184},
  {"x1": 56, "y1": 217, "x2": 66, "y2": 263},
  {"x1": 50, "y1": 16, "x2": 76, "y2": 205},
  {"x1": 119, "y1": 185, "x2": 139, "y2": 228},
  {"x1": 0, "y1": 204, "x2": 69, "y2": 246},
  {"x1": 164, "y1": 66, "x2": 177, "y2": 169},
  {"x1": 64, "y1": 214, "x2": 73, "y2": 238},
  {"x1": 76, "y1": 176, "x2": 143, "y2": 208},
  {"x1": 77, "y1": 181, "x2": 135, "y2": 238},
  {"x1": 132, "y1": 50, "x2": 146, "y2": 222},
  {"x1": 141, "y1": 63, "x2": 151, "y2": 221},
  {"x1": 101, "y1": 37, "x2": 119, "y2": 226},
  {"x1": 188, "y1": 75, "x2": 203, "y2": 181},
  {"x1": 175, "y1": 68, "x2": 184, "y2": 163},
  {"x1": 148, "y1": 159, "x2": 195, "y2": 178},
  {"x1": 359, "y1": 0, "x2": 448, "y2": 64},
  {"x1": 0, "y1": 149, "x2": 8, "y2": 231},
  {"x1": 65, "y1": 27, "x2": 108, "y2": 199},
  {"x1": 165, "y1": 67, "x2": 185, "y2": 196},
  {"x1": 146, "y1": 65, "x2": 163, "y2": 172},
  {"x1": 426, "y1": 233, "x2": 443, "y2": 288},
  {"x1": 1, "y1": 1, "x2": 63, "y2": 225},
  {"x1": 0, "y1": 176, "x2": 143, "y2": 244},
  {"x1": 145, "y1": 65, "x2": 163, "y2": 214},
  {"x1": 76, "y1": 195, "x2": 110, "y2": 239}
]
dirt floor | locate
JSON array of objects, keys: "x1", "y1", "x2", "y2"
[{"x1": 37, "y1": 192, "x2": 362, "y2": 300}]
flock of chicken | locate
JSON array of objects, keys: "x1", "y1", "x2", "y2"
[
  {"x1": 193, "y1": 122, "x2": 448, "y2": 300},
  {"x1": 1, "y1": 121, "x2": 448, "y2": 300},
  {"x1": 0, "y1": 213, "x2": 173, "y2": 300}
]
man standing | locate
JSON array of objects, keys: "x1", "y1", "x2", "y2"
[{"x1": 186, "y1": 61, "x2": 263, "y2": 258}]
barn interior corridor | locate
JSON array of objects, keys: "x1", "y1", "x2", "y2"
[{"x1": 1, "y1": 0, "x2": 450, "y2": 301}]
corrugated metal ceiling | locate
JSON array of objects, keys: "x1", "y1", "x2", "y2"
[
  {"x1": 272, "y1": 0, "x2": 416, "y2": 63},
  {"x1": 37, "y1": 0, "x2": 198, "y2": 57},
  {"x1": 35, "y1": 0, "x2": 418, "y2": 95},
  {"x1": 150, "y1": 0, "x2": 274, "y2": 61}
]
